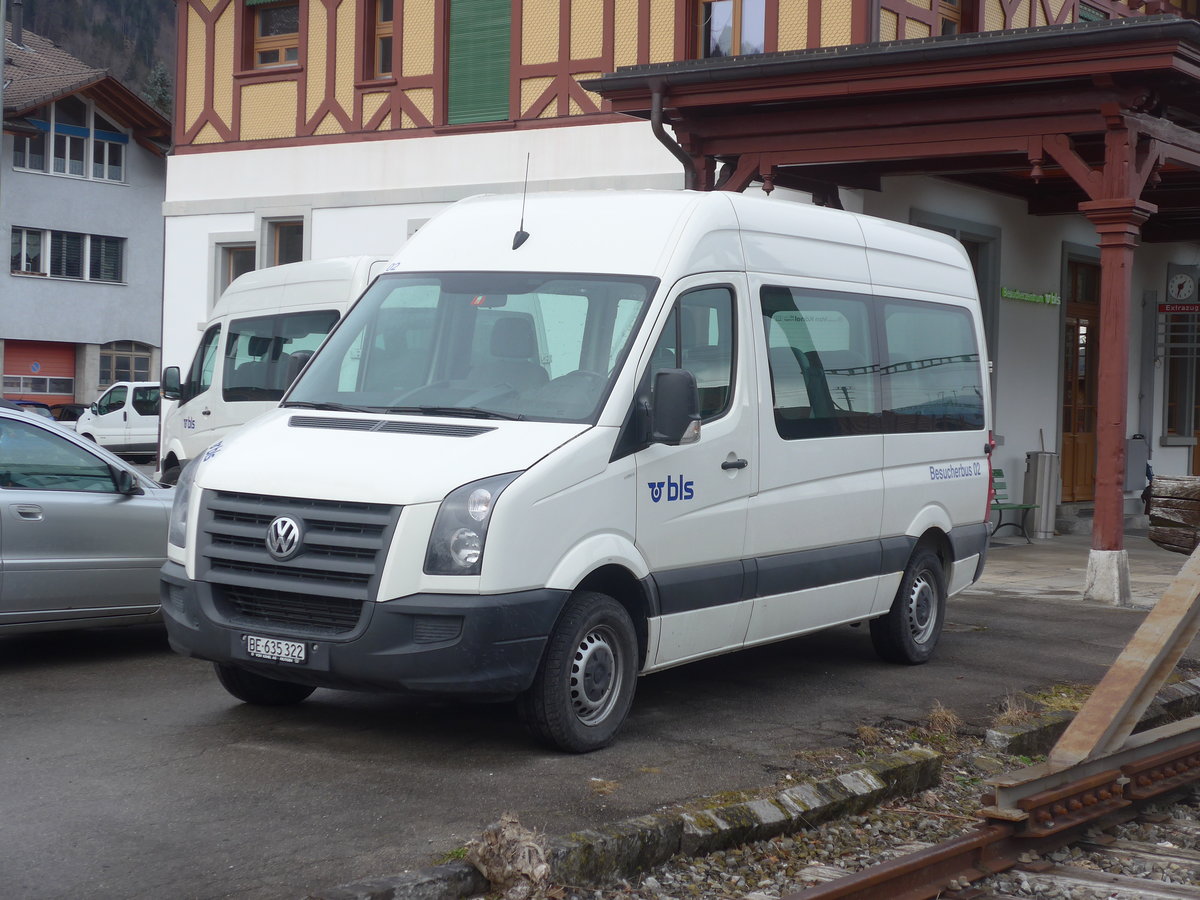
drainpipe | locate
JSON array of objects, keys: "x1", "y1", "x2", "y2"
[
  {"x1": 11, "y1": 0, "x2": 21, "y2": 47},
  {"x1": 650, "y1": 83, "x2": 697, "y2": 191}
]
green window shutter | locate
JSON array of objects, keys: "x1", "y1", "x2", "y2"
[{"x1": 448, "y1": 0, "x2": 511, "y2": 125}]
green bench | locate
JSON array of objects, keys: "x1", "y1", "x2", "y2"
[{"x1": 991, "y1": 467, "x2": 1037, "y2": 543}]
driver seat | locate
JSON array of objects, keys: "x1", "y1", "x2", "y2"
[{"x1": 467, "y1": 316, "x2": 548, "y2": 392}]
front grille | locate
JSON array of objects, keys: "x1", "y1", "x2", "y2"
[
  {"x1": 196, "y1": 490, "x2": 400, "y2": 635},
  {"x1": 219, "y1": 585, "x2": 363, "y2": 634}
]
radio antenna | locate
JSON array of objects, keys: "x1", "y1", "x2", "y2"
[{"x1": 513, "y1": 153, "x2": 531, "y2": 250}]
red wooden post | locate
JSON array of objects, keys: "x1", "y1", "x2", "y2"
[{"x1": 1078, "y1": 198, "x2": 1155, "y2": 553}]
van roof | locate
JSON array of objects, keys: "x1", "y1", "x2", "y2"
[
  {"x1": 383, "y1": 191, "x2": 974, "y2": 296},
  {"x1": 214, "y1": 256, "x2": 388, "y2": 318}
]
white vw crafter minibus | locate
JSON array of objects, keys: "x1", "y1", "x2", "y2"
[{"x1": 161, "y1": 191, "x2": 993, "y2": 752}]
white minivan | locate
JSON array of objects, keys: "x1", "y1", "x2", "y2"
[
  {"x1": 76, "y1": 381, "x2": 161, "y2": 457},
  {"x1": 161, "y1": 191, "x2": 993, "y2": 752},
  {"x1": 158, "y1": 256, "x2": 388, "y2": 483}
]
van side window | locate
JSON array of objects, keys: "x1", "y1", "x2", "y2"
[
  {"x1": 759, "y1": 286, "x2": 879, "y2": 439},
  {"x1": 181, "y1": 325, "x2": 221, "y2": 404},
  {"x1": 649, "y1": 287, "x2": 735, "y2": 421},
  {"x1": 880, "y1": 300, "x2": 983, "y2": 432},
  {"x1": 96, "y1": 385, "x2": 127, "y2": 415},
  {"x1": 131, "y1": 385, "x2": 160, "y2": 417}
]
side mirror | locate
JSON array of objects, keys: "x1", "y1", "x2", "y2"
[
  {"x1": 90, "y1": 402, "x2": 99, "y2": 414},
  {"x1": 161, "y1": 366, "x2": 181, "y2": 401},
  {"x1": 650, "y1": 368, "x2": 701, "y2": 446},
  {"x1": 111, "y1": 466, "x2": 144, "y2": 496}
]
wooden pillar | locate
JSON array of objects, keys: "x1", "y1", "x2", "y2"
[{"x1": 1078, "y1": 198, "x2": 1155, "y2": 553}]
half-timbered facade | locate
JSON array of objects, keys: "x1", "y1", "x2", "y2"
[{"x1": 167, "y1": 0, "x2": 1200, "y2": 602}]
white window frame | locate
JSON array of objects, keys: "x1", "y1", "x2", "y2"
[
  {"x1": 10, "y1": 227, "x2": 125, "y2": 283},
  {"x1": 12, "y1": 97, "x2": 129, "y2": 184}
]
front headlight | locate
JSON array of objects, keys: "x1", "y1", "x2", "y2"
[
  {"x1": 424, "y1": 472, "x2": 521, "y2": 576},
  {"x1": 168, "y1": 459, "x2": 201, "y2": 548}
]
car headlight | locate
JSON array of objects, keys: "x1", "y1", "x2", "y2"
[
  {"x1": 424, "y1": 472, "x2": 521, "y2": 576},
  {"x1": 168, "y1": 459, "x2": 201, "y2": 548}
]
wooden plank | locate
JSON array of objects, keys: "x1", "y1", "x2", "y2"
[
  {"x1": 1152, "y1": 475, "x2": 1200, "y2": 501},
  {"x1": 1048, "y1": 544, "x2": 1200, "y2": 766}
]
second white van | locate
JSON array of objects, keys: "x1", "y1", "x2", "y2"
[
  {"x1": 158, "y1": 256, "x2": 387, "y2": 482},
  {"x1": 161, "y1": 191, "x2": 993, "y2": 752}
]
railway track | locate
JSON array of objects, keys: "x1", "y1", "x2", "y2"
[{"x1": 792, "y1": 792, "x2": 1200, "y2": 899}]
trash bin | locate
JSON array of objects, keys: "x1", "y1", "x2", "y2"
[{"x1": 1023, "y1": 450, "x2": 1059, "y2": 539}]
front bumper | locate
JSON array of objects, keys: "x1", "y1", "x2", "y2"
[{"x1": 160, "y1": 561, "x2": 568, "y2": 696}]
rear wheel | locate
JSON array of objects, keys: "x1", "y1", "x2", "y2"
[
  {"x1": 519, "y1": 591, "x2": 638, "y2": 753},
  {"x1": 214, "y1": 663, "x2": 316, "y2": 705},
  {"x1": 870, "y1": 546, "x2": 946, "y2": 665}
]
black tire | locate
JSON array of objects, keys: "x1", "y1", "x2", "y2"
[
  {"x1": 518, "y1": 592, "x2": 638, "y2": 753},
  {"x1": 870, "y1": 546, "x2": 946, "y2": 665},
  {"x1": 214, "y1": 663, "x2": 316, "y2": 705},
  {"x1": 161, "y1": 464, "x2": 181, "y2": 486},
  {"x1": 81, "y1": 433, "x2": 96, "y2": 443}
]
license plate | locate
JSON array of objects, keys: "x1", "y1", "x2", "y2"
[{"x1": 244, "y1": 634, "x2": 306, "y2": 665}]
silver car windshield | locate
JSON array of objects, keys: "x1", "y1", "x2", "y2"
[{"x1": 285, "y1": 272, "x2": 658, "y2": 423}]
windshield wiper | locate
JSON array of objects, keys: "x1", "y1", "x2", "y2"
[
  {"x1": 385, "y1": 405, "x2": 524, "y2": 421},
  {"x1": 282, "y1": 400, "x2": 376, "y2": 413}
]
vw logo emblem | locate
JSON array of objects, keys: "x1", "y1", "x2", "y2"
[{"x1": 265, "y1": 516, "x2": 303, "y2": 561}]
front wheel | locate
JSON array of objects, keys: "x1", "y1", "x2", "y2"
[
  {"x1": 870, "y1": 546, "x2": 946, "y2": 665},
  {"x1": 518, "y1": 592, "x2": 638, "y2": 753},
  {"x1": 214, "y1": 663, "x2": 316, "y2": 705}
]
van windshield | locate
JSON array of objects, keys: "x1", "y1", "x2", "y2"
[{"x1": 285, "y1": 272, "x2": 658, "y2": 423}]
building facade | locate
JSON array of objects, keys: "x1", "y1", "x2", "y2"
[
  {"x1": 2, "y1": 18, "x2": 170, "y2": 407},
  {"x1": 167, "y1": 0, "x2": 1200, "y2": 599}
]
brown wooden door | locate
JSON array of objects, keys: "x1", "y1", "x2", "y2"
[{"x1": 1061, "y1": 261, "x2": 1100, "y2": 502}]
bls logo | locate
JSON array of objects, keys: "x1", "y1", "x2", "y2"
[
  {"x1": 183, "y1": 416, "x2": 196, "y2": 431},
  {"x1": 647, "y1": 475, "x2": 695, "y2": 503}
]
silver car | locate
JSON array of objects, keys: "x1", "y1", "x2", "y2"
[{"x1": 0, "y1": 406, "x2": 172, "y2": 634}]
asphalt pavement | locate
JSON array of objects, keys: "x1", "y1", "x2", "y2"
[{"x1": 2, "y1": 530, "x2": 1195, "y2": 899}]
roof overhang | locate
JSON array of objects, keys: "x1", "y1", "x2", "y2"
[{"x1": 585, "y1": 15, "x2": 1200, "y2": 242}]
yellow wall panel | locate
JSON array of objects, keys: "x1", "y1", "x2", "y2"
[
  {"x1": 336, "y1": 0, "x2": 357, "y2": 113},
  {"x1": 879, "y1": 9, "x2": 898, "y2": 41},
  {"x1": 649, "y1": 0, "x2": 673, "y2": 62},
  {"x1": 314, "y1": 111, "x2": 342, "y2": 134},
  {"x1": 570, "y1": 0, "x2": 604, "y2": 59},
  {"x1": 403, "y1": 0, "x2": 435, "y2": 77},
  {"x1": 194, "y1": 122, "x2": 223, "y2": 144},
  {"x1": 185, "y1": 5, "x2": 208, "y2": 131},
  {"x1": 821, "y1": 0, "x2": 853, "y2": 47},
  {"x1": 521, "y1": 76, "x2": 555, "y2": 116},
  {"x1": 906, "y1": 17, "x2": 931, "y2": 37},
  {"x1": 614, "y1": 0, "x2": 639, "y2": 67},
  {"x1": 212, "y1": 9, "x2": 235, "y2": 125},
  {"x1": 778, "y1": 0, "x2": 809, "y2": 50},
  {"x1": 407, "y1": 88, "x2": 435, "y2": 124},
  {"x1": 241, "y1": 82, "x2": 299, "y2": 140},
  {"x1": 569, "y1": 96, "x2": 584, "y2": 116},
  {"x1": 575, "y1": 71, "x2": 602, "y2": 112},
  {"x1": 196, "y1": 0, "x2": 220, "y2": 11},
  {"x1": 984, "y1": 0, "x2": 1006, "y2": 31},
  {"x1": 908, "y1": 0, "x2": 932, "y2": 8},
  {"x1": 307, "y1": 3, "x2": 328, "y2": 118},
  {"x1": 523, "y1": 0, "x2": 560, "y2": 65},
  {"x1": 376, "y1": 111, "x2": 393, "y2": 129},
  {"x1": 362, "y1": 91, "x2": 388, "y2": 123}
]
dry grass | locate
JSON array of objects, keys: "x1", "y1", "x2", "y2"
[
  {"x1": 856, "y1": 724, "x2": 883, "y2": 746},
  {"x1": 1028, "y1": 682, "x2": 1093, "y2": 712},
  {"x1": 993, "y1": 691, "x2": 1037, "y2": 727},
  {"x1": 926, "y1": 700, "x2": 963, "y2": 736}
]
